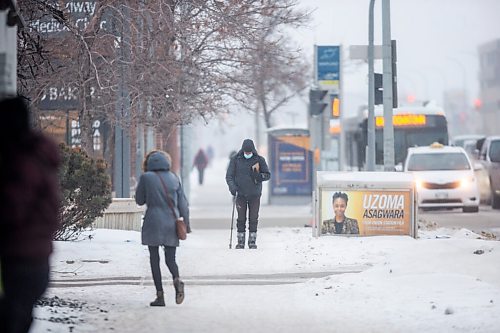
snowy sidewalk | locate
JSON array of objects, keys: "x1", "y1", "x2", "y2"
[{"x1": 31, "y1": 226, "x2": 500, "y2": 333}]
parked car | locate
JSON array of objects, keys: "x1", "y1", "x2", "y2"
[
  {"x1": 451, "y1": 134, "x2": 486, "y2": 148},
  {"x1": 474, "y1": 162, "x2": 492, "y2": 205},
  {"x1": 404, "y1": 143, "x2": 480, "y2": 213},
  {"x1": 451, "y1": 134, "x2": 486, "y2": 160},
  {"x1": 477, "y1": 136, "x2": 500, "y2": 209}
]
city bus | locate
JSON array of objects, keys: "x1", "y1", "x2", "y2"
[{"x1": 344, "y1": 104, "x2": 449, "y2": 170}]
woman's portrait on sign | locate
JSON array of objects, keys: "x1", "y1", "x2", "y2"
[{"x1": 321, "y1": 191, "x2": 359, "y2": 235}]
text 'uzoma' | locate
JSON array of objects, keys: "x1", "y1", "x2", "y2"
[{"x1": 362, "y1": 194, "x2": 404, "y2": 209}]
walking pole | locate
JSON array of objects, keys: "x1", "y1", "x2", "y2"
[{"x1": 229, "y1": 194, "x2": 236, "y2": 249}]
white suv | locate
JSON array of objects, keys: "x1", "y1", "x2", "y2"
[{"x1": 404, "y1": 143, "x2": 480, "y2": 213}]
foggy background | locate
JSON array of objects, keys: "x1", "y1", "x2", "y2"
[{"x1": 191, "y1": 0, "x2": 500, "y2": 159}]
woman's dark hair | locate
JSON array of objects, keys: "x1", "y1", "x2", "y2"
[{"x1": 332, "y1": 192, "x2": 349, "y2": 203}]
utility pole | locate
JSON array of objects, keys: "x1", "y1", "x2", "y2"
[
  {"x1": 135, "y1": 2, "x2": 145, "y2": 185},
  {"x1": 339, "y1": 45, "x2": 345, "y2": 171},
  {"x1": 180, "y1": 124, "x2": 193, "y2": 200},
  {"x1": 382, "y1": 0, "x2": 395, "y2": 171},
  {"x1": 135, "y1": 98, "x2": 144, "y2": 183},
  {"x1": 113, "y1": 4, "x2": 131, "y2": 197},
  {"x1": 367, "y1": 0, "x2": 376, "y2": 171},
  {"x1": 255, "y1": 107, "x2": 261, "y2": 149},
  {"x1": 179, "y1": 1, "x2": 192, "y2": 199}
]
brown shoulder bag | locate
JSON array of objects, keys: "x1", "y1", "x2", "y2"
[{"x1": 155, "y1": 172, "x2": 187, "y2": 240}]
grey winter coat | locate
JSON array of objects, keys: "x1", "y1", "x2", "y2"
[{"x1": 135, "y1": 152, "x2": 190, "y2": 247}]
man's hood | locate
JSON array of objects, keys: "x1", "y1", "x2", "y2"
[{"x1": 239, "y1": 139, "x2": 257, "y2": 155}]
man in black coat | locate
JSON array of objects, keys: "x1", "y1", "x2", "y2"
[{"x1": 226, "y1": 139, "x2": 270, "y2": 249}]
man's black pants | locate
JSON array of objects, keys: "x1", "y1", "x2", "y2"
[{"x1": 236, "y1": 195, "x2": 261, "y2": 233}]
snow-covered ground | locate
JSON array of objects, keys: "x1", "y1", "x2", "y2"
[{"x1": 30, "y1": 225, "x2": 500, "y2": 333}]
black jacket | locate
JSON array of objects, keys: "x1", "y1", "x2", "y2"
[{"x1": 226, "y1": 150, "x2": 271, "y2": 198}]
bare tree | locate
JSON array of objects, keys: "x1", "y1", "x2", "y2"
[
  {"x1": 17, "y1": 0, "x2": 120, "y2": 155},
  {"x1": 17, "y1": 0, "x2": 311, "y2": 152},
  {"x1": 227, "y1": 0, "x2": 311, "y2": 128},
  {"x1": 126, "y1": 0, "x2": 312, "y2": 129}
]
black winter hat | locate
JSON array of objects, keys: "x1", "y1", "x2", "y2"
[{"x1": 241, "y1": 139, "x2": 255, "y2": 152}]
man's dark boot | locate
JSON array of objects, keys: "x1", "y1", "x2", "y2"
[
  {"x1": 248, "y1": 232, "x2": 257, "y2": 249},
  {"x1": 174, "y1": 278, "x2": 185, "y2": 305},
  {"x1": 235, "y1": 232, "x2": 245, "y2": 249},
  {"x1": 150, "y1": 291, "x2": 165, "y2": 306}
]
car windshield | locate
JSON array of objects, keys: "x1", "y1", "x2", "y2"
[{"x1": 407, "y1": 152, "x2": 471, "y2": 171}]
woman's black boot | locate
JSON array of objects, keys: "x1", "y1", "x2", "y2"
[
  {"x1": 150, "y1": 291, "x2": 165, "y2": 306},
  {"x1": 174, "y1": 278, "x2": 184, "y2": 304}
]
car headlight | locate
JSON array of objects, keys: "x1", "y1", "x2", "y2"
[
  {"x1": 415, "y1": 179, "x2": 423, "y2": 189},
  {"x1": 460, "y1": 177, "x2": 475, "y2": 188}
]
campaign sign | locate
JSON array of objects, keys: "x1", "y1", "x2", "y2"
[
  {"x1": 315, "y1": 171, "x2": 416, "y2": 237},
  {"x1": 320, "y1": 189, "x2": 412, "y2": 236}
]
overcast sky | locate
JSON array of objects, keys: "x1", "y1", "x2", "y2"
[
  {"x1": 288, "y1": 0, "x2": 500, "y2": 119},
  {"x1": 194, "y1": 1, "x2": 500, "y2": 155}
]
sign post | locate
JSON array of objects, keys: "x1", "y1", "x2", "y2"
[{"x1": 312, "y1": 45, "x2": 342, "y2": 172}]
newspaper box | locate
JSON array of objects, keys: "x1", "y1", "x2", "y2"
[{"x1": 314, "y1": 171, "x2": 417, "y2": 237}]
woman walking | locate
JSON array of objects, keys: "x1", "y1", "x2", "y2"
[{"x1": 135, "y1": 150, "x2": 190, "y2": 306}]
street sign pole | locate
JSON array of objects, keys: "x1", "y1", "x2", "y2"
[
  {"x1": 339, "y1": 45, "x2": 345, "y2": 171},
  {"x1": 314, "y1": 45, "x2": 340, "y2": 171},
  {"x1": 367, "y1": 0, "x2": 376, "y2": 171},
  {"x1": 382, "y1": 0, "x2": 395, "y2": 171}
]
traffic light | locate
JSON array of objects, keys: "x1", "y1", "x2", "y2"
[
  {"x1": 309, "y1": 89, "x2": 328, "y2": 116},
  {"x1": 374, "y1": 73, "x2": 383, "y2": 105},
  {"x1": 331, "y1": 96, "x2": 340, "y2": 118},
  {"x1": 473, "y1": 98, "x2": 482, "y2": 111}
]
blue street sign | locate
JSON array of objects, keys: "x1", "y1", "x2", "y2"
[{"x1": 316, "y1": 45, "x2": 340, "y2": 91}]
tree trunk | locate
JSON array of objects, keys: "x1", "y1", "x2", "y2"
[
  {"x1": 78, "y1": 82, "x2": 94, "y2": 154},
  {"x1": 162, "y1": 125, "x2": 180, "y2": 174}
]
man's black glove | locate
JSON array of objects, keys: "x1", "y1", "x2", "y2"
[
  {"x1": 230, "y1": 186, "x2": 237, "y2": 196},
  {"x1": 252, "y1": 169, "x2": 261, "y2": 183}
]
